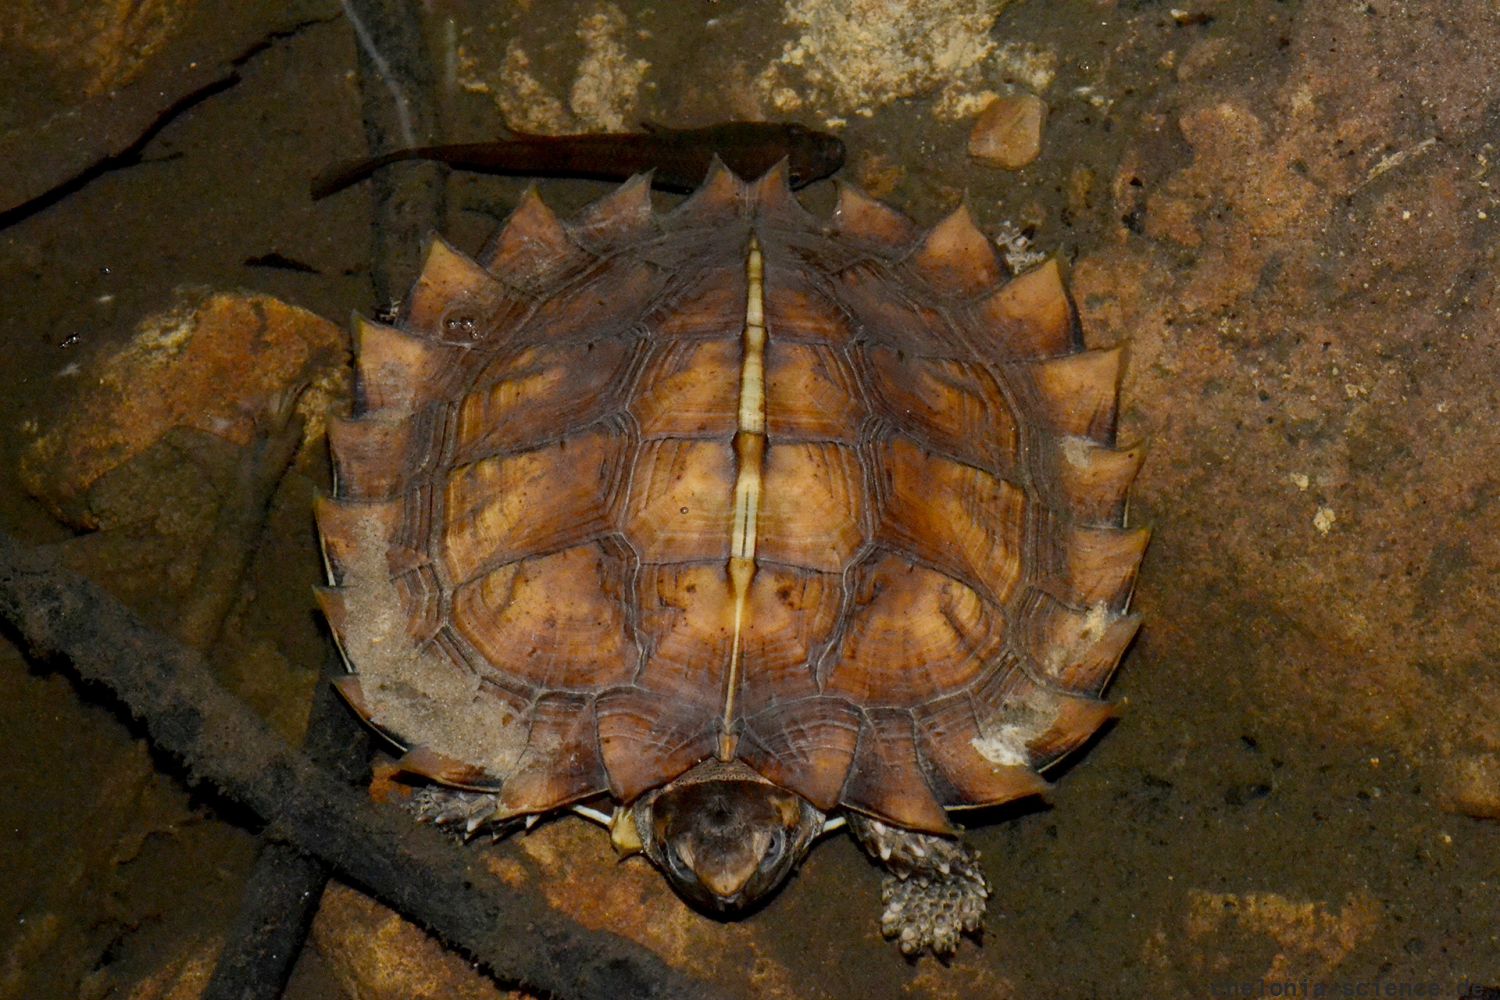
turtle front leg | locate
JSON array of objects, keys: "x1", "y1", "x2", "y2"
[
  {"x1": 846, "y1": 813, "x2": 989, "y2": 956},
  {"x1": 408, "y1": 786, "x2": 505, "y2": 837}
]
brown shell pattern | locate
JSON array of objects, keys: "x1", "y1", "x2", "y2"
[{"x1": 316, "y1": 162, "x2": 1146, "y2": 835}]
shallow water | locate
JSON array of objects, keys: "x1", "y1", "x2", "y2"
[{"x1": 1, "y1": 2, "x2": 1496, "y2": 997}]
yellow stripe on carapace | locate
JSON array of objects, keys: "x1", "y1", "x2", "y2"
[{"x1": 719, "y1": 236, "x2": 768, "y2": 760}]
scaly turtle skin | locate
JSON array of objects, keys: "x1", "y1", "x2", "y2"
[{"x1": 316, "y1": 161, "x2": 1147, "y2": 955}]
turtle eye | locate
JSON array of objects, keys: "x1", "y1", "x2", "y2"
[
  {"x1": 665, "y1": 840, "x2": 696, "y2": 884},
  {"x1": 760, "y1": 829, "x2": 787, "y2": 872}
]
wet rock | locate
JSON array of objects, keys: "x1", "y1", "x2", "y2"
[
  {"x1": 1148, "y1": 890, "x2": 1381, "y2": 982},
  {"x1": 462, "y1": 3, "x2": 650, "y2": 133},
  {"x1": 1073, "y1": 4, "x2": 1500, "y2": 762},
  {"x1": 506, "y1": 817, "x2": 811, "y2": 997},
  {"x1": 757, "y1": 0, "x2": 1016, "y2": 121},
  {"x1": 311, "y1": 884, "x2": 522, "y2": 1000},
  {"x1": 0, "y1": 2, "x2": 341, "y2": 217},
  {"x1": 19, "y1": 289, "x2": 346, "y2": 530},
  {"x1": 1439, "y1": 754, "x2": 1500, "y2": 820},
  {"x1": 13, "y1": 289, "x2": 340, "y2": 744},
  {"x1": 98, "y1": 938, "x2": 217, "y2": 1000},
  {"x1": 307, "y1": 815, "x2": 816, "y2": 1000},
  {"x1": 968, "y1": 92, "x2": 1046, "y2": 169},
  {"x1": 306, "y1": 802, "x2": 1016, "y2": 998}
]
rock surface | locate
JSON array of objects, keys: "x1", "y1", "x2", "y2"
[
  {"x1": 968, "y1": 92, "x2": 1046, "y2": 169},
  {"x1": 19, "y1": 290, "x2": 344, "y2": 529},
  {"x1": 2, "y1": 1, "x2": 1499, "y2": 997}
]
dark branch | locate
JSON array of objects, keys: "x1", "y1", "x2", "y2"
[{"x1": 0, "y1": 532, "x2": 724, "y2": 1000}]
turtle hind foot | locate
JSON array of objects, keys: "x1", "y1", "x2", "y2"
[
  {"x1": 848, "y1": 814, "x2": 989, "y2": 956},
  {"x1": 407, "y1": 786, "x2": 505, "y2": 839},
  {"x1": 879, "y1": 867, "x2": 987, "y2": 956}
]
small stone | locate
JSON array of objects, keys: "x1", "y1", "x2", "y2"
[
  {"x1": 969, "y1": 92, "x2": 1047, "y2": 170},
  {"x1": 1313, "y1": 506, "x2": 1336, "y2": 534},
  {"x1": 1440, "y1": 754, "x2": 1500, "y2": 820}
]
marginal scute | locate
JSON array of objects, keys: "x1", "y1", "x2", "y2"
[
  {"x1": 397, "y1": 745, "x2": 498, "y2": 789},
  {"x1": 327, "y1": 413, "x2": 417, "y2": 499},
  {"x1": 739, "y1": 697, "x2": 861, "y2": 810},
  {"x1": 330, "y1": 673, "x2": 372, "y2": 722},
  {"x1": 497, "y1": 692, "x2": 609, "y2": 815},
  {"x1": 1053, "y1": 436, "x2": 1147, "y2": 525},
  {"x1": 842, "y1": 710, "x2": 954, "y2": 834},
  {"x1": 833, "y1": 182, "x2": 917, "y2": 248},
  {"x1": 1026, "y1": 345, "x2": 1124, "y2": 442},
  {"x1": 570, "y1": 171, "x2": 656, "y2": 250},
  {"x1": 914, "y1": 698, "x2": 1052, "y2": 807},
  {"x1": 976, "y1": 258, "x2": 1077, "y2": 358},
  {"x1": 667, "y1": 156, "x2": 746, "y2": 226},
  {"x1": 750, "y1": 159, "x2": 808, "y2": 223},
  {"x1": 1045, "y1": 522, "x2": 1151, "y2": 610},
  {"x1": 354, "y1": 316, "x2": 457, "y2": 414},
  {"x1": 405, "y1": 236, "x2": 505, "y2": 339},
  {"x1": 910, "y1": 204, "x2": 1003, "y2": 297},
  {"x1": 1021, "y1": 591, "x2": 1143, "y2": 695},
  {"x1": 1025, "y1": 694, "x2": 1119, "y2": 771},
  {"x1": 314, "y1": 584, "x2": 351, "y2": 644},
  {"x1": 314, "y1": 494, "x2": 403, "y2": 585},
  {"x1": 595, "y1": 688, "x2": 716, "y2": 802},
  {"x1": 481, "y1": 186, "x2": 590, "y2": 283}
]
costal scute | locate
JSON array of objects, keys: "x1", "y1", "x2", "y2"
[{"x1": 315, "y1": 160, "x2": 1147, "y2": 955}]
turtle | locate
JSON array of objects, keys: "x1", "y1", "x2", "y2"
[{"x1": 314, "y1": 159, "x2": 1147, "y2": 955}]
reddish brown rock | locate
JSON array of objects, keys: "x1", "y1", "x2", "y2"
[
  {"x1": 1440, "y1": 755, "x2": 1500, "y2": 821},
  {"x1": 19, "y1": 290, "x2": 346, "y2": 529},
  {"x1": 311, "y1": 884, "x2": 523, "y2": 1000},
  {"x1": 968, "y1": 93, "x2": 1047, "y2": 169}
]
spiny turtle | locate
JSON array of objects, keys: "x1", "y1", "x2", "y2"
[{"x1": 315, "y1": 160, "x2": 1147, "y2": 955}]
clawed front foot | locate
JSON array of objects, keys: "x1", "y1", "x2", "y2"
[
  {"x1": 408, "y1": 786, "x2": 504, "y2": 838},
  {"x1": 848, "y1": 813, "x2": 989, "y2": 956}
]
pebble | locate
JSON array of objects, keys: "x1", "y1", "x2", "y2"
[
  {"x1": 969, "y1": 93, "x2": 1047, "y2": 169},
  {"x1": 1440, "y1": 754, "x2": 1500, "y2": 820}
]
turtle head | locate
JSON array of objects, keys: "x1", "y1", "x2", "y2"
[{"x1": 634, "y1": 765, "x2": 824, "y2": 913}]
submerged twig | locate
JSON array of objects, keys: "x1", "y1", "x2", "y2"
[
  {"x1": 340, "y1": 0, "x2": 416, "y2": 148},
  {"x1": 202, "y1": 651, "x2": 368, "y2": 1000},
  {"x1": 210, "y1": 0, "x2": 445, "y2": 984},
  {"x1": 0, "y1": 533, "x2": 723, "y2": 1000},
  {"x1": 344, "y1": 0, "x2": 445, "y2": 304},
  {"x1": 175, "y1": 390, "x2": 306, "y2": 653},
  {"x1": 173, "y1": 390, "x2": 326, "y2": 1000}
]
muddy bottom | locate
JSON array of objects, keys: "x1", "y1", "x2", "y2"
[{"x1": 1, "y1": 2, "x2": 1496, "y2": 998}]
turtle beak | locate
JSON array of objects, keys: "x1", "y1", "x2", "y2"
[
  {"x1": 666, "y1": 835, "x2": 761, "y2": 908},
  {"x1": 698, "y1": 853, "x2": 760, "y2": 902}
]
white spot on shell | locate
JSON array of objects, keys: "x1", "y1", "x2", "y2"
[
  {"x1": 970, "y1": 725, "x2": 1033, "y2": 767},
  {"x1": 971, "y1": 688, "x2": 1065, "y2": 767},
  {"x1": 1060, "y1": 435, "x2": 1092, "y2": 468}
]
